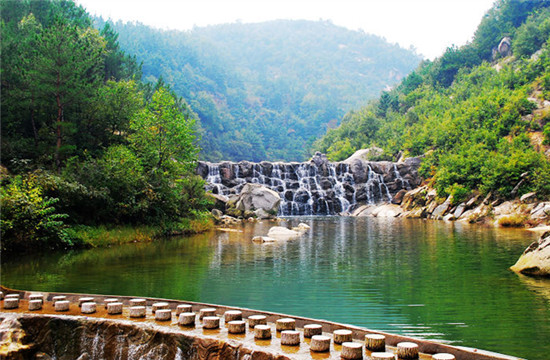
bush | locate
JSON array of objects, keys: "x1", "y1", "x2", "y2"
[
  {"x1": 0, "y1": 174, "x2": 76, "y2": 252},
  {"x1": 497, "y1": 214, "x2": 528, "y2": 227}
]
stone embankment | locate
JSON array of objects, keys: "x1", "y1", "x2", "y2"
[{"x1": 0, "y1": 287, "x2": 524, "y2": 360}]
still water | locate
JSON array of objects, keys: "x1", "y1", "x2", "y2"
[{"x1": 2, "y1": 217, "x2": 549, "y2": 359}]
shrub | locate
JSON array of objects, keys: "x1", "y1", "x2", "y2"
[
  {"x1": 497, "y1": 214, "x2": 528, "y2": 227},
  {"x1": 0, "y1": 174, "x2": 76, "y2": 252}
]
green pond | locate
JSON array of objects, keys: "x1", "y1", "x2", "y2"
[{"x1": 2, "y1": 217, "x2": 549, "y2": 359}]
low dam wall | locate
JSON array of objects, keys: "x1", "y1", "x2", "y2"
[
  {"x1": 1, "y1": 287, "x2": 523, "y2": 360},
  {"x1": 196, "y1": 152, "x2": 422, "y2": 216}
]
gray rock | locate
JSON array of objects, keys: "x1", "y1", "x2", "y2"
[
  {"x1": 511, "y1": 232, "x2": 550, "y2": 277},
  {"x1": 431, "y1": 196, "x2": 452, "y2": 218},
  {"x1": 520, "y1": 192, "x2": 537, "y2": 203},
  {"x1": 236, "y1": 183, "x2": 280, "y2": 217},
  {"x1": 531, "y1": 202, "x2": 550, "y2": 219},
  {"x1": 454, "y1": 203, "x2": 467, "y2": 219}
]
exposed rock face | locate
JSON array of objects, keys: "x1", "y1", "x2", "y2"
[
  {"x1": 511, "y1": 232, "x2": 550, "y2": 277},
  {"x1": 235, "y1": 184, "x2": 281, "y2": 218},
  {"x1": 197, "y1": 151, "x2": 422, "y2": 216},
  {"x1": 0, "y1": 313, "x2": 290, "y2": 360}
]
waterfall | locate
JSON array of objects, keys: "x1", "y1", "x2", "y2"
[{"x1": 197, "y1": 155, "x2": 419, "y2": 216}]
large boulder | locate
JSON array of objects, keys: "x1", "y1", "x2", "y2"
[
  {"x1": 236, "y1": 183, "x2": 280, "y2": 218},
  {"x1": 511, "y1": 232, "x2": 550, "y2": 277}
]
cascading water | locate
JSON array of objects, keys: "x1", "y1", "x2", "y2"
[{"x1": 197, "y1": 153, "x2": 420, "y2": 216}]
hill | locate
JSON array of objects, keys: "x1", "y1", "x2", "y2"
[
  {"x1": 313, "y1": 0, "x2": 550, "y2": 201},
  {"x1": 98, "y1": 19, "x2": 422, "y2": 161}
]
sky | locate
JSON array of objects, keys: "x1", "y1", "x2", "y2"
[{"x1": 76, "y1": 0, "x2": 496, "y2": 59}]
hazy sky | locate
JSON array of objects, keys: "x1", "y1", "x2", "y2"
[{"x1": 76, "y1": 0, "x2": 496, "y2": 59}]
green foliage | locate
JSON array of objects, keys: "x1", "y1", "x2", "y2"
[
  {"x1": 103, "y1": 19, "x2": 421, "y2": 161},
  {"x1": 0, "y1": 173, "x2": 75, "y2": 252},
  {"x1": 0, "y1": 0, "x2": 213, "y2": 253},
  {"x1": 129, "y1": 87, "x2": 198, "y2": 173}
]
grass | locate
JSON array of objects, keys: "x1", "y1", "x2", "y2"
[{"x1": 69, "y1": 212, "x2": 215, "y2": 248}]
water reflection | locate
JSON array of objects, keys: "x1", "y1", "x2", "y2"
[{"x1": 2, "y1": 217, "x2": 549, "y2": 359}]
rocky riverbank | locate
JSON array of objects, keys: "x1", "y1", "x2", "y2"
[{"x1": 350, "y1": 184, "x2": 550, "y2": 229}]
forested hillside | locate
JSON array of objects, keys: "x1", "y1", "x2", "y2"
[
  {"x1": 314, "y1": 0, "x2": 550, "y2": 201},
  {"x1": 0, "y1": 0, "x2": 212, "y2": 253},
  {"x1": 100, "y1": 19, "x2": 421, "y2": 161}
]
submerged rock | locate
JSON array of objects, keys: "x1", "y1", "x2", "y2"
[
  {"x1": 511, "y1": 232, "x2": 550, "y2": 278},
  {"x1": 267, "y1": 224, "x2": 309, "y2": 241}
]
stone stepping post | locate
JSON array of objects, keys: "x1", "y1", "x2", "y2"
[
  {"x1": 155, "y1": 309, "x2": 172, "y2": 321},
  {"x1": 78, "y1": 297, "x2": 94, "y2": 307},
  {"x1": 152, "y1": 302, "x2": 169, "y2": 313},
  {"x1": 81, "y1": 302, "x2": 96, "y2": 314},
  {"x1": 276, "y1": 318, "x2": 296, "y2": 331},
  {"x1": 3, "y1": 298, "x2": 19, "y2": 309},
  {"x1": 304, "y1": 324, "x2": 322, "y2": 338},
  {"x1": 203, "y1": 316, "x2": 220, "y2": 329},
  {"x1": 248, "y1": 314, "x2": 267, "y2": 328},
  {"x1": 199, "y1": 307, "x2": 216, "y2": 320},
  {"x1": 227, "y1": 320, "x2": 246, "y2": 334},
  {"x1": 130, "y1": 298, "x2": 146, "y2": 307},
  {"x1": 29, "y1": 294, "x2": 44, "y2": 304},
  {"x1": 176, "y1": 304, "x2": 192, "y2": 315},
  {"x1": 310, "y1": 335, "x2": 331, "y2": 352},
  {"x1": 224, "y1": 310, "x2": 242, "y2": 322},
  {"x1": 341, "y1": 342, "x2": 363, "y2": 360},
  {"x1": 52, "y1": 295, "x2": 67, "y2": 304},
  {"x1": 107, "y1": 302, "x2": 123, "y2": 315},
  {"x1": 281, "y1": 330, "x2": 300, "y2": 346},
  {"x1": 254, "y1": 324, "x2": 272, "y2": 339},
  {"x1": 397, "y1": 342, "x2": 419, "y2": 359},
  {"x1": 55, "y1": 300, "x2": 70, "y2": 312},
  {"x1": 365, "y1": 334, "x2": 386, "y2": 352},
  {"x1": 104, "y1": 298, "x2": 118, "y2": 308},
  {"x1": 178, "y1": 312, "x2": 196, "y2": 326},
  {"x1": 432, "y1": 354, "x2": 455, "y2": 360},
  {"x1": 130, "y1": 306, "x2": 146, "y2": 318},
  {"x1": 372, "y1": 352, "x2": 396, "y2": 360},
  {"x1": 333, "y1": 329, "x2": 353, "y2": 344},
  {"x1": 28, "y1": 299, "x2": 43, "y2": 311}
]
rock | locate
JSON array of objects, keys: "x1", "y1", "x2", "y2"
[
  {"x1": 211, "y1": 209, "x2": 223, "y2": 221},
  {"x1": 498, "y1": 37, "x2": 511, "y2": 57},
  {"x1": 292, "y1": 223, "x2": 311, "y2": 232},
  {"x1": 511, "y1": 232, "x2": 550, "y2": 277},
  {"x1": 252, "y1": 236, "x2": 276, "y2": 243},
  {"x1": 453, "y1": 203, "x2": 467, "y2": 219},
  {"x1": 219, "y1": 215, "x2": 241, "y2": 225},
  {"x1": 521, "y1": 192, "x2": 537, "y2": 203},
  {"x1": 207, "y1": 193, "x2": 229, "y2": 212},
  {"x1": 372, "y1": 204, "x2": 403, "y2": 217},
  {"x1": 431, "y1": 196, "x2": 452, "y2": 219},
  {"x1": 531, "y1": 202, "x2": 550, "y2": 219},
  {"x1": 267, "y1": 226, "x2": 304, "y2": 240},
  {"x1": 343, "y1": 148, "x2": 384, "y2": 163},
  {"x1": 391, "y1": 189, "x2": 407, "y2": 205},
  {"x1": 465, "y1": 195, "x2": 480, "y2": 208},
  {"x1": 235, "y1": 183, "x2": 280, "y2": 218}
]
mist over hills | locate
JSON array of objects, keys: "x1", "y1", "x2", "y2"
[{"x1": 99, "y1": 19, "x2": 422, "y2": 161}]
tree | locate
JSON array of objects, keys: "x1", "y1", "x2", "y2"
[
  {"x1": 129, "y1": 87, "x2": 198, "y2": 174},
  {"x1": 31, "y1": 17, "x2": 106, "y2": 169}
]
